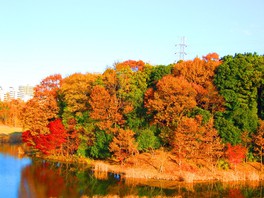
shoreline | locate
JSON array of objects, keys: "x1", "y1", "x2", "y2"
[
  {"x1": 0, "y1": 132, "x2": 22, "y2": 144},
  {"x1": 41, "y1": 151, "x2": 264, "y2": 184},
  {"x1": 1, "y1": 131, "x2": 264, "y2": 184}
]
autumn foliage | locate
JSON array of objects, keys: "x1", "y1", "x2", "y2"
[
  {"x1": 253, "y1": 120, "x2": 264, "y2": 165},
  {"x1": 225, "y1": 143, "x2": 247, "y2": 166},
  {"x1": 173, "y1": 53, "x2": 225, "y2": 113},
  {"x1": 90, "y1": 85, "x2": 124, "y2": 133},
  {"x1": 23, "y1": 119, "x2": 67, "y2": 154},
  {"x1": 173, "y1": 116, "x2": 223, "y2": 165},
  {"x1": 109, "y1": 128, "x2": 138, "y2": 163},
  {"x1": 17, "y1": 53, "x2": 264, "y2": 171},
  {"x1": 145, "y1": 75, "x2": 197, "y2": 127},
  {"x1": 115, "y1": 60, "x2": 145, "y2": 71}
]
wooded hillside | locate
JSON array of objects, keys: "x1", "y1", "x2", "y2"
[{"x1": 2, "y1": 53, "x2": 264, "y2": 169}]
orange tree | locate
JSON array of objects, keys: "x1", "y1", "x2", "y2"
[
  {"x1": 90, "y1": 85, "x2": 124, "y2": 133},
  {"x1": 59, "y1": 72, "x2": 100, "y2": 157},
  {"x1": 0, "y1": 99, "x2": 25, "y2": 127},
  {"x1": 145, "y1": 75, "x2": 197, "y2": 126},
  {"x1": 253, "y1": 120, "x2": 264, "y2": 166},
  {"x1": 173, "y1": 116, "x2": 223, "y2": 166},
  {"x1": 145, "y1": 75, "x2": 197, "y2": 145},
  {"x1": 102, "y1": 62, "x2": 158, "y2": 155},
  {"x1": 88, "y1": 85, "x2": 125, "y2": 159},
  {"x1": 109, "y1": 128, "x2": 138, "y2": 164},
  {"x1": 173, "y1": 53, "x2": 224, "y2": 113}
]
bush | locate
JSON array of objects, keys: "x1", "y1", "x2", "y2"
[
  {"x1": 137, "y1": 129, "x2": 161, "y2": 152},
  {"x1": 217, "y1": 159, "x2": 229, "y2": 170}
]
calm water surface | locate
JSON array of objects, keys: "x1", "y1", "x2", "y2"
[{"x1": 0, "y1": 144, "x2": 264, "y2": 198}]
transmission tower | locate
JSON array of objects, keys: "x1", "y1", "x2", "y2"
[{"x1": 175, "y1": 36, "x2": 187, "y2": 61}]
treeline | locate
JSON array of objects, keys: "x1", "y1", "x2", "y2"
[
  {"x1": 15, "y1": 53, "x2": 264, "y2": 166},
  {"x1": 0, "y1": 99, "x2": 24, "y2": 127}
]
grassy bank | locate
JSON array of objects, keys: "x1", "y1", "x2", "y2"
[
  {"x1": 0, "y1": 125, "x2": 23, "y2": 143},
  {"x1": 41, "y1": 149, "x2": 264, "y2": 184},
  {"x1": 0, "y1": 125, "x2": 22, "y2": 134},
  {"x1": 90, "y1": 151, "x2": 264, "y2": 184}
]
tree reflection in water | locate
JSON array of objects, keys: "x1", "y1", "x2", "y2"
[
  {"x1": 18, "y1": 159, "x2": 178, "y2": 197},
  {"x1": 1, "y1": 144, "x2": 264, "y2": 198},
  {"x1": 19, "y1": 160, "x2": 66, "y2": 198},
  {"x1": 18, "y1": 158, "x2": 264, "y2": 198}
]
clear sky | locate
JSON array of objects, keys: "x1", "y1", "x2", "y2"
[{"x1": 0, "y1": 0, "x2": 263, "y2": 89}]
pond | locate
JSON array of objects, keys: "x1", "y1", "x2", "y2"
[{"x1": 0, "y1": 144, "x2": 264, "y2": 198}]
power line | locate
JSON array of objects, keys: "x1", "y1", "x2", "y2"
[{"x1": 175, "y1": 36, "x2": 187, "y2": 61}]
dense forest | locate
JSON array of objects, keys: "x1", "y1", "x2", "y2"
[{"x1": 1, "y1": 53, "x2": 264, "y2": 168}]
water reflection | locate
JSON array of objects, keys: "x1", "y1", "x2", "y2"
[
  {"x1": 1, "y1": 144, "x2": 264, "y2": 197},
  {"x1": 18, "y1": 159, "x2": 264, "y2": 198},
  {"x1": 0, "y1": 152, "x2": 31, "y2": 198}
]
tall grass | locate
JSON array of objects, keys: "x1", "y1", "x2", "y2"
[{"x1": 94, "y1": 161, "x2": 109, "y2": 172}]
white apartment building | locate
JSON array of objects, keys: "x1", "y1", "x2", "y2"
[
  {"x1": 4, "y1": 87, "x2": 16, "y2": 101},
  {"x1": 17, "y1": 85, "x2": 34, "y2": 101},
  {"x1": 0, "y1": 85, "x2": 34, "y2": 102},
  {"x1": 0, "y1": 87, "x2": 4, "y2": 101}
]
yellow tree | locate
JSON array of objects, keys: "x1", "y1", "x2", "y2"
[
  {"x1": 8, "y1": 99, "x2": 25, "y2": 127},
  {"x1": 102, "y1": 68, "x2": 119, "y2": 95},
  {"x1": 0, "y1": 101, "x2": 10, "y2": 125},
  {"x1": 0, "y1": 99, "x2": 24, "y2": 127},
  {"x1": 103, "y1": 62, "x2": 148, "y2": 131},
  {"x1": 60, "y1": 73, "x2": 99, "y2": 114}
]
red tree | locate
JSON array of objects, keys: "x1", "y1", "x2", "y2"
[
  {"x1": 21, "y1": 74, "x2": 62, "y2": 149},
  {"x1": 23, "y1": 119, "x2": 67, "y2": 155},
  {"x1": 227, "y1": 189, "x2": 244, "y2": 198},
  {"x1": 226, "y1": 143, "x2": 247, "y2": 167}
]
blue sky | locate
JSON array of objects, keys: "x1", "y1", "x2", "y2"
[{"x1": 0, "y1": 0, "x2": 263, "y2": 89}]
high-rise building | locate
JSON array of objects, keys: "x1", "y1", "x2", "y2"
[
  {"x1": 17, "y1": 85, "x2": 34, "y2": 101},
  {"x1": 4, "y1": 87, "x2": 16, "y2": 101},
  {"x1": 0, "y1": 87, "x2": 4, "y2": 101},
  {"x1": 0, "y1": 85, "x2": 34, "y2": 102}
]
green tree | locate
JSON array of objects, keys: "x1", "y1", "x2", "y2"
[
  {"x1": 214, "y1": 53, "x2": 264, "y2": 143},
  {"x1": 88, "y1": 130, "x2": 112, "y2": 159},
  {"x1": 147, "y1": 64, "x2": 173, "y2": 87},
  {"x1": 136, "y1": 128, "x2": 161, "y2": 152}
]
